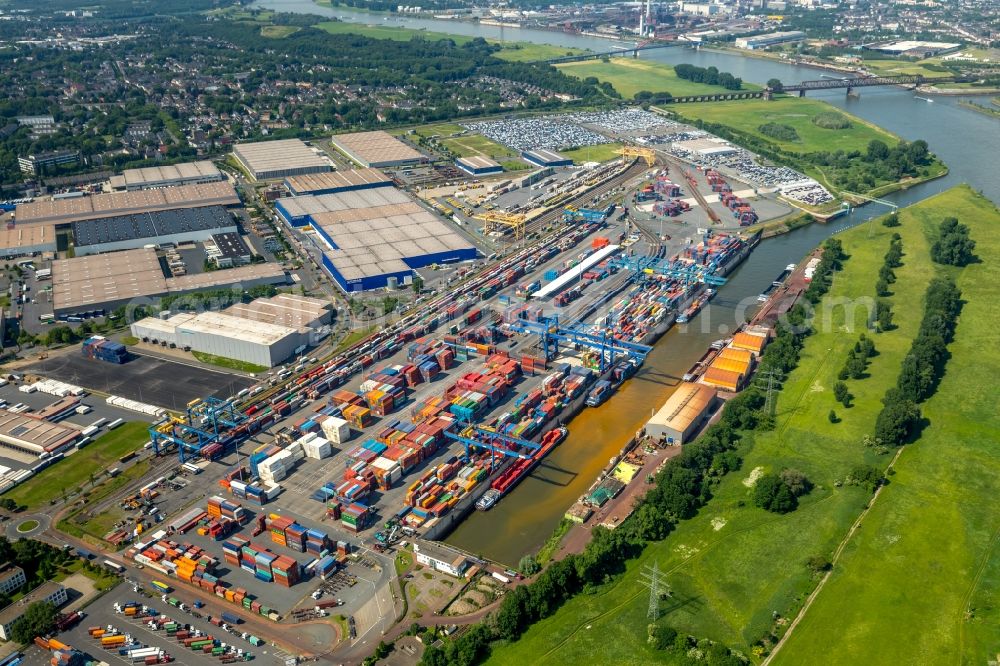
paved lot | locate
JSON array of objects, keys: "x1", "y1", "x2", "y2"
[
  {"x1": 40, "y1": 581, "x2": 286, "y2": 666},
  {"x1": 24, "y1": 352, "x2": 254, "y2": 410}
]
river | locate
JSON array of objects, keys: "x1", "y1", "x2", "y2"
[{"x1": 256, "y1": 0, "x2": 998, "y2": 565}]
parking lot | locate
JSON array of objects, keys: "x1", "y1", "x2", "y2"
[
  {"x1": 31, "y1": 582, "x2": 287, "y2": 666},
  {"x1": 24, "y1": 350, "x2": 255, "y2": 410}
]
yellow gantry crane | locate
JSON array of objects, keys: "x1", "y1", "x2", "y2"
[
  {"x1": 618, "y1": 145, "x2": 657, "y2": 166},
  {"x1": 475, "y1": 210, "x2": 527, "y2": 239}
]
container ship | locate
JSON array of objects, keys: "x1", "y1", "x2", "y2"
[
  {"x1": 476, "y1": 427, "x2": 568, "y2": 510},
  {"x1": 585, "y1": 356, "x2": 640, "y2": 407}
]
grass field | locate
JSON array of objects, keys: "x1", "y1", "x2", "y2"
[
  {"x1": 261, "y1": 25, "x2": 300, "y2": 38},
  {"x1": 4, "y1": 422, "x2": 149, "y2": 510},
  {"x1": 316, "y1": 20, "x2": 474, "y2": 44},
  {"x1": 494, "y1": 43, "x2": 588, "y2": 62},
  {"x1": 440, "y1": 133, "x2": 519, "y2": 160},
  {"x1": 191, "y1": 351, "x2": 268, "y2": 374},
  {"x1": 559, "y1": 143, "x2": 623, "y2": 164},
  {"x1": 860, "y1": 57, "x2": 954, "y2": 79},
  {"x1": 773, "y1": 186, "x2": 1000, "y2": 665},
  {"x1": 556, "y1": 59, "x2": 761, "y2": 99},
  {"x1": 676, "y1": 97, "x2": 897, "y2": 155},
  {"x1": 483, "y1": 188, "x2": 986, "y2": 665}
]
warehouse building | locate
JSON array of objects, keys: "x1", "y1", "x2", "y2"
[
  {"x1": 275, "y1": 188, "x2": 477, "y2": 291},
  {"x1": 701, "y1": 366, "x2": 743, "y2": 392},
  {"x1": 645, "y1": 382, "x2": 717, "y2": 444},
  {"x1": 14, "y1": 181, "x2": 240, "y2": 227},
  {"x1": 109, "y1": 161, "x2": 223, "y2": 191},
  {"x1": 71, "y1": 205, "x2": 237, "y2": 255},
  {"x1": 0, "y1": 225, "x2": 57, "y2": 259},
  {"x1": 455, "y1": 156, "x2": 503, "y2": 176},
  {"x1": 284, "y1": 168, "x2": 393, "y2": 196},
  {"x1": 671, "y1": 138, "x2": 738, "y2": 158},
  {"x1": 233, "y1": 139, "x2": 331, "y2": 181},
  {"x1": 734, "y1": 31, "x2": 806, "y2": 50},
  {"x1": 330, "y1": 131, "x2": 425, "y2": 168},
  {"x1": 0, "y1": 582, "x2": 68, "y2": 641},
  {"x1": 50, "y1": 248, "x2": 288, "y2": 318},
  {"x1": 205, "y1": 231, "x2": 253, "y2": 268},
  {"x1": 522, "y1": 149, "x2": 572, "y2": 168},
  {"x1": 131, "y1": 295, "x2": 330, "y2": 367},
  {"x1": 0, "y1": 409, "x2": 80, "y2": 457}
]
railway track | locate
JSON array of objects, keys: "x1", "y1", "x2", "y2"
[{"x1": 161, "y1": 159, "x2": 655, "y2": 457}]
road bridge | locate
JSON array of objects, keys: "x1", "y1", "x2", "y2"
[{"x1": 540, "y1": 41, "x2": 678, "y2": 64}]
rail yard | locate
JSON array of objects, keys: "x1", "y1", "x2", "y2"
[{"x1": 0, "y1": 108, "x2": 799, "y2": 660}]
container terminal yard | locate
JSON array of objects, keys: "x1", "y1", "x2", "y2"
[{"x1": 0, "y1": 109, "x2": 806, "y2": 659}]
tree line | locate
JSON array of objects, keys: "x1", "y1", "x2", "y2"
[
  {"x1": 419, "y1": 309, "x2": 815, "y2": 665},
  {"x1": 674, "y1": 64, "x2": 743, "y2": 90},
  {"x1": 874, "y1": 275, "x2": 963, "y2": 444}
]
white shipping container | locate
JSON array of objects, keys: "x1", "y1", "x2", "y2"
[{"x1": 321, "y1": 416, "x2": 351, "y2": 445}]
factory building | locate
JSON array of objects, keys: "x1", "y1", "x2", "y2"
[
  {"x1": 232, "y1": 139, "x2": 331, "y2": 181},
  {"x1": 734, "y1": 31, "x2": 806, "y2": 50},
  {"x1": 522, "y1": 149, "x2": 572, "y2": 168},
  {"x1": 645, "y1": 382, "x2": 717, "y2": 444},
  {"x1": 14, "y1": 181, "x2": 240, "y2": 227},
  {"x1": 330, "y1": 131, "x2": 426, "y2": 168},
  {"x1": 131, "y1": 295, "x2": 331, "y2": 367},
  {"x1": 284, "y1": 168, "x2": 393, "y2": 196},
  {"x1": 70, "y1": 206, "x2": 237, "y2": 255},
  {"x1": 205, "y1": 232, "x2": 253, "y2": 268},
  {"x1": 109, "y1": 161, "x2": 224, "y2": 191},
  {"x1": 0, "y1": 409, "x2": 80, "y2": 457},
  {"x1": 51, "y1": 248, "x2": 288, "y2": 318},
  {"x1": 275, "y1": 188, "x2": 477, "y2": 292},
  {"x1": 455, "y1": 156, "x2": 503, "y2": 176},
  {"x1": 0, "y1": 225, "x2": 57, "y2": 259}
]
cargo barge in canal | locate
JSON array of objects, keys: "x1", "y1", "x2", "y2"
[{"x1": 476, "y1": 427, "x2": 568, "y2": 511}]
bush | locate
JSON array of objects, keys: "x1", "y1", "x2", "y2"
[
  {"x1": 811, "y1": 111, "x2": 852, "y2": 129},
  {"x1": 648, "y1": 623, "x2": 678, "y2": 649},
  {"x1": 930, "y1": 217, "x2": 976, "y2": 266},
  {"x1": 846, "y1": 465, "x2": 883, "y2": 492},
  {"x1": 758, "y1": 122, "x2": 800, "y2": 142},
  {"x1": 779, "y1": 468, "x2": 812, "y2": 497},
  {"x1": 753, "y1": 473, "x2": 798, "y2": 513}
]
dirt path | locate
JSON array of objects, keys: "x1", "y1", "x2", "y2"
[{"x1": 762, "y1": 445, "x2": 905, "y2": 665}]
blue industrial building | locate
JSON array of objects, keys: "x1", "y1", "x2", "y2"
[
  {"x1": 455, "y1": 156, "x2": 503, "y2": 176},
  {"x1": 276, "y1": 188, "x2": 477, "y2": 292},
  {"x1": 522, "y1": 149, "x2": 572, "y2": 168}
]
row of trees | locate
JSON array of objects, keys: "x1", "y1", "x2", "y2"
[
  {"x1": 931, "y1": 217, "x2": 976, "y2": 266},
  {"x1": 674, "y1": 64, "x2": 743, "y2": 90},
  {"x1": 803, "y1": 238, "x2": 847, "y2": 304},
  {"x1": 874, "y1": 276, "x2": 963, "y2": 444},
  {"x1": 839, "y1": 333, "x2": 876, "y2": 381},
  {"x1": 420, "y1": 310, "x2": 815, "y2": 665}
]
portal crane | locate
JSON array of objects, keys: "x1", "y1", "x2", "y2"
[
  {"x1": 618, "y1": 145, "x2": 657, "y2": 167},
  {"x1": 507, "y1": 315, "x2": 651, "y2": 372},
  {"x1": 475, "y1": 210, "x2": 527, "y2": 239}
]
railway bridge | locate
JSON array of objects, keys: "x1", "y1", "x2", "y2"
[{"x1": 772, "y1": 74, "x2": 961, "y2": 98}]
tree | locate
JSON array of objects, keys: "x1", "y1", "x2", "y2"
[
  {"x1": 0, "y1": 498, "x2": 16, "y2": 512},
  {"x1": 10, "y1": 601, "x2": 58, "y2": 644},
  {"x1": 866, "y1": 139, "x2": 890, "y2": 161},
  {"x1": 753, "y1": 474, "x2": 798, "y2": 513},
  {"x1": 779, "y1": 468, "x2": 812, "y2": 497},
  {"x1": 833, "y1": 381, "x2": 850, "y2": 406},
  {"x1": 876, "y1": 300, "x2": 894, "y2": 332},
  {"x1": 411, "y1": 276, "x2": 424, "y2": 294},
  {"x1": 930, "y1": 217, "x2": 976, "y2": 266},
  {"x1": 806, "y1": 554, "x2": 831, "y2": 575},
  {"x1": 518, "y1": 555, "x2": 540, "y2": 576},
  {"x1": 845, "y1": 354, "x2": 867, "y2": 380},
  {"x1": 874, "y1": 396, "x2": 920, "y2": 445},
  {"x1": 828, "y1": 409, "x2": 838, "y2": 423},
  {"x1": 767, "y1": 78, "x2": 784, "y2": 92}
]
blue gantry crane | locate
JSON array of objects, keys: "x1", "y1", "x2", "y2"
[
  {"x1": 507, "y1": 315, "x2": 651, "y2": 373},
  {"x1": 444, "y1": 424, "x2": 540, "y2": 469},
  {"x1": 149, "y1": 397, "x2": 248, "y2": 462}
]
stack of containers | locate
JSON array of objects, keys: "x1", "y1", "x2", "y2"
[
  {"x1": 222, "y1": 537, "x2": 246, "y2": 569},
  {"x1": 300, "y1": 434, "x2": 332, "y2": 459},
  {"x1": 254, "y1": 549, "x2": 276, "y2": 583},
  {"x1": 305, "y1": 529, "x2": 330, "y2": 555},
  {"x1": 315, "y1": 555, "x2": 337, "y2": 580},
  {"x1": 365, "y1": 383, "x2": 405, "y2": 417},
  {"x1": 341, "y1": 503, "x2": 370, "y2": 532},
  {"x1": 269, "y1": 516, "x2": 293, "y2": 549},
  {"x1": 81, "y1": 336, "x2": 127, "y2": 364},
  {"x1": 271, "y1": 556, "x2": 299, "y2": 588},
  {"x1": 284, "y1": 523, "x2": 307, "y2": 552},
  {"x1": 370, "y1": 456, "x2": 402, "y2": 490},
  {"x1": 342, "y1": 404, "x2": 373, "y2": 429},
  {"x1": 207, "y1": 496, "x2": 247, "y2": 524},
  {"x1": 320, "y1": 416, "x2": 351, "y2": 445}
]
